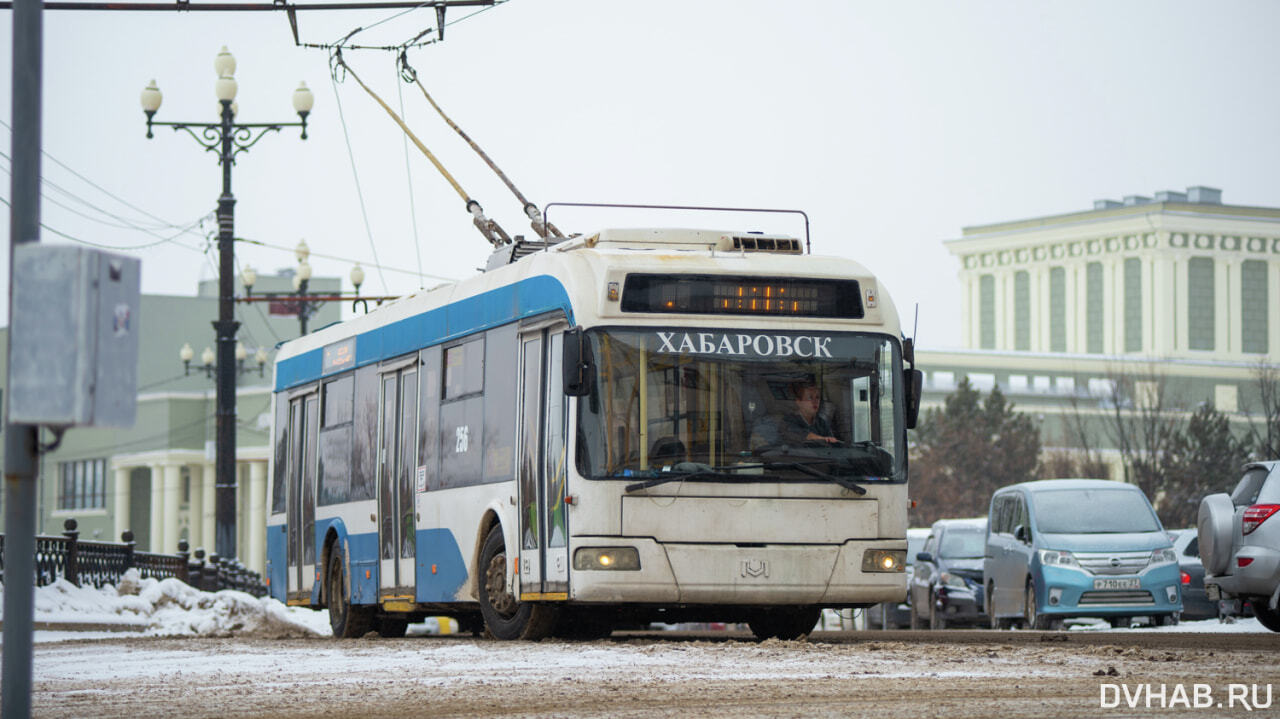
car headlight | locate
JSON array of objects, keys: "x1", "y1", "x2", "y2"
[
  {"x1": 1148, "y1": 548, "x2": 1176, "y2": 567},
  {"x1": 573, "y1": 547, "x2": 641, "y2": 571},
  {"x1": 862, "y1": 549, "x2": 907, "y2": 572},
  {"x1": 939, "y1": 572, "x2": 968, "y2": 589},
  {"x1": 1037, "y1": 549, "x2": 1081, "y2": 569}
]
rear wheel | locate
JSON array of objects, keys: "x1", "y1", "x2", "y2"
[
  {"x1": 477, "y1": 526, "x2": 557, "y2": 640},
  {"x1": 747, "y1": 606, "x2": 822, "y2": 640},
  {"x1": 327, "y1": 545, "x2": 374, "y2": 638},
  {"x1": 1251, "y1": 600, "x2": 1280, "y2": 632}
]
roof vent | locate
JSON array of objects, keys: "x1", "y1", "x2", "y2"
[
  {"x1": 1093, "y1": 199, "x2": 1122, "y2": 210},
  {"x1": 1154, "y1": 190, "x2": 1187, "y2": 203},
  {"x1": 730, "y1": 235, "x2": 802, "y2": 254},
  {"x1": 1186, "y1": 186, "x2": 1222, "y2": 204}
]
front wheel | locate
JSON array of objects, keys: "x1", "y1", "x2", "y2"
[
  {"x1": 477, "y1": 526, "x2": 557, "y2": 640},
  {"x1": 747, "y1": 606, "x2": 822, "y2": 641},
  {"x1": 1025, "y1": 579, "x2": 1052, "y2": 630},
  {"x1": 1251, "y1": 600, "x2": 1280, "y2": 632},
  {"x1": 327, "y1": 544, "x2": 374, "y2": 638}
]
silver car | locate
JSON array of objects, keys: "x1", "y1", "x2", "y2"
[{"x1": 1198, "y1": 461, "x2": 1280, "y2": 632}]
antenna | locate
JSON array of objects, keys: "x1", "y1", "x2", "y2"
[{"x1": 912, "y1": 303, "x2": 919, "y2": 343}]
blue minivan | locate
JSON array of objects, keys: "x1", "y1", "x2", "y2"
[{"x1": 984, "y1": 479, "x2": 1182, "y2": 629}]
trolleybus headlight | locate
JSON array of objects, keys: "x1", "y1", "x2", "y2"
[
  {"x1": 573, "y1": 547, "x2": 641, "y2": 571},
  {"x1": 861, "y1": 550, "x2": 906, "y2": 573}
]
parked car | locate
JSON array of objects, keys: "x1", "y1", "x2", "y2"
[
  {"x1": 865, "y1": 528, "x2": 929, "y2": 629},
  {"x1": 984, "y1": 479, "x2": 1182, "y2": 630},
  {"x1": 1198, "y1": 460, "x2": 1280, "y2": 632},
  {"x1": 1169, "y1": 528, "x2": 1218, "y2": 621},
  {"x1": 909, "y1": 518, "x2": 987, "y2": 629}
]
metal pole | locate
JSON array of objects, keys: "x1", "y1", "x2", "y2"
[
  {"x1": 213, "y1": 98, "x2": 239, "y2": 559},
  {"x1": 3, "y1": 1, "x2": 42, "y2": 716}
]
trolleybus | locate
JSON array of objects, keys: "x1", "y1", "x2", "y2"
[{"x1": 266, "y1": 224, "x2": 922, "y2": 640}]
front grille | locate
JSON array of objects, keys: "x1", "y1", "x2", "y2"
[
  {"x1": 1078, "y1": 590, "x2": 1154, "y2": 606},
  {"x1": 1075, "y1": 551, "x2": 1150, "y2": 575}
]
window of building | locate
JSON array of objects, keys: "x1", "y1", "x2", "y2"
[
  {"x1": 1188, "y1": 257, "x2": 1215, "y2": 351},
  {"x1": 1124, "y1": 258, "x2": 1142, "y2": 352},
  {"x1": 58, "y1": 458, "x2": 106, "y2": 510},
  {"x1": 1049, "y1": 267, "x2": 1066, "y2": 352},
  {"x1": 1086, "y1": 262, "x2": 1103, "y2": 354},
  {"x1": 979, "y1": 274, "x2": 995, "y2": 350},
  {"x1": 1014, "y1": 271, "x2": 1030, "y2": 351},
  {"x1": 1242, "y1": 259, "x2": 1268, "y2": 354}
]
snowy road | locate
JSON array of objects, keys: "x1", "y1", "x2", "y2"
[{"x1": 27, "y1": 630, "x2": 1280, "y2": 719}]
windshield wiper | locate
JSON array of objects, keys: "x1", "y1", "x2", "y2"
[{"x1": 762, "y1": 461, "x2": 867, "y2": 496}]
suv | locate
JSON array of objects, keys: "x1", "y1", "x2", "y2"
[
  {"x1": 1198, "y1": 461, "x2": 1280, "y2": 632},
  {"x1": 984, "y1": 479, "x2": 1182, "y2": 629},
  {"x1": 909, "y1": 518, "x2": 987, "y2": 629}
]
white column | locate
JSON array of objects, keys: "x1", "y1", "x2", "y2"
[
  {"x1": 188, "y1": 464, "x2": 205, "y2": 553},
  {"x1": 113, "y1": 465, "x2": 131, "y2": 542},
  {"x1": 202, "y1": 461, "x2": 216, "y2": 554},
  {"x1": 247, "y1": 460, "x2": 268, "y2": 575},
  {"x1": 1270, "y1": 259, "x2": 1280, "y2": 359},
  {"x1": 148, "y1": 464, "x2": 164, "y2": 552},
  {"x1": 1215, "y1": 257, "x2": 1231, "y2": 356},
  {"x1": 162, "y1": 462, "x2": 181, "y2": 554}
]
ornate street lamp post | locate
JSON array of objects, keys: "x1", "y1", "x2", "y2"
[{"x1": 140, "y1": 46, "x2": 313, "y2": 559}]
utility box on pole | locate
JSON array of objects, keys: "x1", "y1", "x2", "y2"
[{"x1": 9, "y1": 245, "x2": 141, "y2": 427}]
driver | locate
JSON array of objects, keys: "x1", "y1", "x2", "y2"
[{"x1": 751, "y1": 380, "x2": 841, "y2": 448}]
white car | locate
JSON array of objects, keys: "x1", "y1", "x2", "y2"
[{"x1": 1198, "y1": 461, "x2": 1280, "y2": 632}]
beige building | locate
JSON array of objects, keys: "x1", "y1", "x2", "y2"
[{"x1": 918, "y1": 186, "x2": 1279, "y2": 473}]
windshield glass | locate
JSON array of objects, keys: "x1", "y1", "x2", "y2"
[
  {"x1": 1033, "y1": 489, "x2": 1161, "y2": 534},
  {"x1": 575, "y1": 327, "x2": 904, "y2": 481},
  {"x1": 939, "y1": 529, "x2": 986, "y2": 558}
]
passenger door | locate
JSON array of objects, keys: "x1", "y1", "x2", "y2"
[
  {"x1": 516, "y1": 325, "x2": 570, "y2": 599},
  {"x1": 377, "y1": 359, "x2": 418, "y2": 597},
  {"x1": 986, "y1": 494, "x2": 1016, "y2": 617},
  {"x1": 285, "y1": 389, "x2": 318, "y2": 602}
]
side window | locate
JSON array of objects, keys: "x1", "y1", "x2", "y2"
[
  {"x1": 270, "y1": 393, "x2": 288, "y2": 515},
  {"x1": 922, "y1": 534, "x2": 937, "y2": 555},
  {"x1": 440, "y1": 335, "x2": 486, "y2": 488},
  {"x1": 1231, "y1": 467, "x2": 1270, "y2": 507},
  {"x1": 318, "y1": 373, "x2": 354, "y2": 505},
  {"x1": 444, "y1": 337, "x2": 484, "y2": 399},
  {"x1": 992, "y1": 496, "x2": 1010, "y2": 535},
  {"x1": 1016, "y1": 496, "x2": 1030, "y2": 532}
]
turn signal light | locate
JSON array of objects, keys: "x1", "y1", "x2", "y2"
[
  {"x1": 1242, "y1": 504, "x2": 1280, "y2": 535},
  {"x1": 573, "y1": 547, "x2": 641, "y2": 571}
]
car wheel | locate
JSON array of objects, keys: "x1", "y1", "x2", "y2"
[
  {"x1": 1198, "y1": 493, "x2": 1236, "y2": 576},
  {"x1": 477, "y1": 526, "x2": 557, "y2": 640},
  {"x1": 747, "y1": 606, "x2": 821, "y2": 641},
  {"x1": 929, "y1": 594, "x2": 947, "y2": 630},
  {"x1": 1251, "y1": 600, "x2": 1280, "y2": 632},
  {"x1": 327, "y1": 544, "x2": 374, "y2": 638},
  {"x1": 1025, "y1": 579, "x2": 1051, "y2": 630},
  {"x1": 1153, "y1": 613, "x2": 1179, "y2": 627},
  {"x1": 987, "y1": 582, "x2": 1003, "y2": 630}
]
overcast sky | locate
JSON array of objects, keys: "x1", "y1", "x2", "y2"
[{"x1": 2, "y1": 0, "x2": 1279, "y2": 354}]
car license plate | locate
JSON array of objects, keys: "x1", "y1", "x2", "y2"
[
  {"x1": 1093, "y1": 578, "x2": 1140, "y2": 590},
  {"x1": 1205, "y1": 584, "x2": 1221, "y2": 601}
]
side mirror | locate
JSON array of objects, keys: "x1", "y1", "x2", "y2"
[
  {"x1": 904, "y1": 368, "x2": 923, "y2": 429},
  {"x1": 1014, "y1": 525, "x2": 1031, "y2": 544},
  {"x1": 562, "y1": 327, "x2": 594, "y2": 397},
  {"x1": 916, "y1": 551, "x2": 933, "y2": 564}
]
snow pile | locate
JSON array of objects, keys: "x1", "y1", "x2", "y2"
[{"x1": 2, "y1": 569, "x2": 332, "y2": 638}]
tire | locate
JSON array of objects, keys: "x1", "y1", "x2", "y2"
[
  {"x1": 1025, "y1": 579, "x2": 1051, "y2": 630},
  {"x1": 376, "y1": 616, "x2": 409, "y2": 638},
  {"x1": 1198, "y1": 493, "x2": 1236, "y2": 576},
  {"x1": 928, "y1": 593, "x2": 947, "y2": 630},
  {"x1": 477, "y1": 526, "x2": 557, "y2": 640},
  {"x1": 987, "y1": 582, "x2": 1004, "y2": 630},
  {"x1": 1251, "y1": 600, "x2": 1280, "y2": 632},
  {"x1": 747, "y1": 606, "x2": 822, "y2": 641},
  {"x1": 327, "y1": 544, "x2": 374, "y2": 638},
  {"x1": 1154, "y1": 613, "x2": 1180, "y2": 627}
]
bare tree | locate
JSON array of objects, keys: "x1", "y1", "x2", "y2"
[
  {"x1": 1097, "y1": 364, "x2": 1186, "y2": 504},
  {"x1": 1242, "y1": 358, "x2": 1280, "y2": 460}
]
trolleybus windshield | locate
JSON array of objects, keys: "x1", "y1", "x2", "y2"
[{"x1": 575, "y1": 328, "x2": 904, "y2": 483}]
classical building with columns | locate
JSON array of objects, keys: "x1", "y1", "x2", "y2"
[
  {"x1": 917, "y1": 186, "x2": 1279, "y2": 474},
  {"x1": 0, "y1": 270, "x2": 339, "y2": 575}
]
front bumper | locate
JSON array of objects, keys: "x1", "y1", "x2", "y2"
[
  {"x1": 1205, "y1": 545, "x2": 1280, "y2": 600},
  {"x1": 1035, "y1": 563, "x2": 1183, "y2": 618},
  {"x1": 569, "y1": 537, "x2": 907, "y2": 606}
]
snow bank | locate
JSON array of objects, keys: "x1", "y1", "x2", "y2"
[{"x1": 2, "y1": 569, "x2": 332, "y2": 639}]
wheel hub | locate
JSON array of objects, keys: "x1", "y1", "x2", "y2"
[{"x1": 485, "y1": 552, "x2": 517, "y2": 617}]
